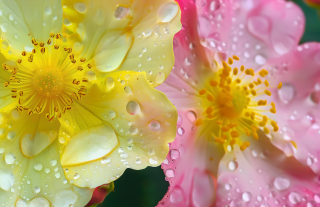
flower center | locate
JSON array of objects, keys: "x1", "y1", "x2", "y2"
[
  {"x1": 195, "y1": 56, "x2": 282, "y2": 151},
  {"x1": 2, "y1": 33, "x2": 92, "y2": 120},
  {"x1": 33, "y1": 68, "x2": 64, "y2": 97}
]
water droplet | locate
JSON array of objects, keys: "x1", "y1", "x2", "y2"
[
  {"x1": 135, "y1": 159, "x2": 141, "y2": 164},
  {"x1": 273, "y1": 177, "x2": 290, "y2": 190},
  {"x1": 0, "y1": 170, "x2": 15, "y2": 191},
  {"x1": 149, "y1": 157, "x2": 158, "y2": 165},
  {"x1": 225, "y1": 183, "x2": 232, "y2": 190},
  {"x1": 127, "y1": 138, "x2": 133, "y2": 144},
  {"x1": 34, "y1": 163, "x2": 43, "y2": 171},
  {"x1": 0, "y1": 148, "x2": 4, "y2": 153},
  {"x1": 74, "y1": 173, "x2": 80, "y2": 180},
  {"x1": 106, "y1": 77, "x2": 114, "y2": 89},
  {"x1": 170, "y1": 149, "x2": 180, "y2": 159},
  {"x1": 109, "y1": 110, "x2": 117, "y2": 119},
  {"x1": 124, "y1": 86, "x2": 132, "y2": 94},
  {"x1": 157, "y1": 2, "x2": 179, "y2": 23},
  {"x1": 126, "y1": 100, "x2": 140, "y2": 115},
  {"x1": 149, "y1": 120, "x2": 161, "y2": 132},
  {"x1": 307, "y1": 201, "x2": 317, "y2": 207},
  {"x1": 210, "y1": 0, "x2": 220, "y2": 11},
  {"x1": 314, "y1": 194, "x2": 320, "y2": 203},
  {"x1": 45, "y1": 168, "x2": 50, "y2": 173},
  {"x1": 7, "y1": 131, "x2": 15, "y2": 139},
  {"x1": 55, "y1": 172, "x2": 60, "y2": 179},
  {"x1": 120, "y1": 153, "x2": 128, "y2": 158},
  {"x1": 59, "y1": 136, "x2": 66, "y2": 144},
  {"x1": 5, "y1": 153, "x2": 16, "y2": 164},
  {"x1": 50, "y1": 159, "x2": 57, "y2": 166},
  {"x1": 196, "y1": 0, "x2": 207, "y2": 8},
  {"x1": 101, "y1": 157, "x2": 111, "y2": 165},
  {"x1": 45, "y1": 7, "x2": 52, "y2": 15},
  {"x1": 255, "y1": 54, "x2": 267, "y2": 65},
  {"x1": 186, "y1": 111, "x2": 197, "y2": 123},
  {"x1": 74, "y1": 2, "x2": 87, "y2": 13},
  {"x1": 53, "y1": 189, "x2": 78, "y2": 207},
  {"x1": 114, "y1": 6, "x2": 130, "y2": 20},
  {"x1": 34, "y1": 186, "x2": 41, "y2": 193},
  {"x1": 165, "y1": 169, "x2": 175, "y2": 178},
  {"x1": 228, "y1": 161, "x2": 238, "y2": 171},
  {"x1": 170, "y1": 186, "x2": 184, "y2": 203},
  {"x1": 64, "y1": 18, "x2": 71, "y2": 26},
  {"x1": 142, "y1": 28, "x2": 152, "y2": 37},
  {"x1": 86, "y1": 70, "x2": 96, "y2": 81},
  {"x1": 278, "y1": 83, "x2": 295, "y2": 104},
  {"x1": 307, "y1": 157, "x2": 314, "y2": 166},
  {"x1": 242, "y1": 192, "x2": 252, "y2": 202},
  {"x1": 148, "y1": 149, "x2": 155, "y2": 155},
  {"x1": 272, "y1": 34, "x2": 296, "y2": 55},
  {"x1": 8, "y1": 14, "x2": 14, "y2": 21},
  {"x1": 177, "y1": 127, "x2": 185, "y2": 135},
  {"x1": 156, "y1": 72, "x2": 166, "y2": 84},
  {"x1": 288, "y1": 192, "x2": 301, "y2": 204}
]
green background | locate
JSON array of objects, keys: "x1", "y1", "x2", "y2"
[{"x1": 100, "y1": 0, "x2": 320, "y2": 206}]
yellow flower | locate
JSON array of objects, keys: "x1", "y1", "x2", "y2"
[{"x1": 0, "y1": 0, "x2": 181, "y2": 206}]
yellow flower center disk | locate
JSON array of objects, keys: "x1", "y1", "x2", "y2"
[
  {"x1": 196, "y1": 56, "x2": 282, "y2": 151},
  {"x1": 2, "y1": 33, "x2": 92, "y2": 120}
]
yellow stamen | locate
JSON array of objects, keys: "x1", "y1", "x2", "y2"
[{"x1": 195, "y1": 119, "x2": 203, "y2": 126}]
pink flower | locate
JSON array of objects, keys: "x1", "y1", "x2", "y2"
[{"x1": 157, "y1": 0, "x2": 320, "y2": 206}]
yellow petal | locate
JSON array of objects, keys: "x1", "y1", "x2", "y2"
[
  {"x1": 0, "y1": 53, "x2": 17, "y2": 111},
  {"x1": 0, "y1": 0, "x2": 63, "y2": 59},
  {"x1": 61, "y1": 124, "x2": 119, "y2": 166},
  {"x1": 62, "y1": 0, "x2": 181, "y2": 87},
  {"x1": 58, "y1": 71, "x2": 177, "y2": 188},
  {"x1": 0, "y1": 136, "x2": 92, "y2": 206}
]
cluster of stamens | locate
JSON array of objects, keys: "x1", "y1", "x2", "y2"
[
  {"x1": 195, "y1": 56, "x2": 282, "y2": 151},
  {"x1": 2, "y1": 33, "x2": 93, "y2": 121}
]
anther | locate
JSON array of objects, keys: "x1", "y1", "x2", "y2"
[
  {"x1": 195, "y1": 119, "x2": 203, "y2": 126},
  {"x1": 230, "y1": 131, "x2": 239, "y2": 138},
  {"x1": 47, "y1": 39, "x2": 52, "y2": 45},
  {"x1": 77, "y1": 66, "x2": 83, "y2": 71},
  {"x1": 199, "y1": 89, "x2": 206, "y2": 95},
  {"x1": 233, "y1": 68, "x2": 238, "y2": 76},
  {"x1": 210, "y1": 80, "x2": 218, "y2": 87},
  {"x1": 232, "y1": 55, "x2": 239, "y2": 61},
  {"x1": 264, "y1": 90, "x2": 271, "y2": 96},
  {"x1": 82, "y1": 78, "x2": 89, "y2": 82},
  {"x1": 207, "y1": 94, "x2": 214, "y2": 102},
  {"x1": 80, "y1": 57, "x2": 86, "y2": 62},
  {"x1": 278, "y1": 82, "x2": 282, "y2": 89},
  {"x1": 228, "y1": 57, "x2": 233, "y2": 65},
  {"x1": 240, "y1": 141, "x2": 250, "y2": 151},
  {"x1": 56, "y1": 34, "x2": 61, "y2": 39},
  {"x1": 87, "y1": 63, "x2": 92, "y2": 69},
  {"x1": 264, "y1": 80, "x2": 269, "y2": 87},
  {"x1": 40, "y1": 42, "x2": 45, "y2": 47},
  {"x1": 41, "y1": 48, "x2": 46, "y2": 54},
  {"x1": 22, "y1": 51, "x2": 27, "y2": 56},
  {"x1": 50, "y1": 32, "x2": 55, "y2": 38},
  {"x1": 17, "y1": 59, "x2": 22, "y2": 64},
  {"x1": 32, "y1": 49, "x2": 36, "y2": 54}
]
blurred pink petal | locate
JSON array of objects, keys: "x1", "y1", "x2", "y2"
[
  {"x1": 262, "y1": 43, "x2": 320, "y2": 174},
  {"x1": 158, "y1": 111, "x2": 224, "y2": 207},
  {"x1": 222, "y1": 0, "x2": 305, "y2": 69},
  {"x1": 216, "y1": 132, "x2": 320, "y2": 207}
]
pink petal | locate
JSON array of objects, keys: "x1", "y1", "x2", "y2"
[
  {"x1": 263, "y1": 43, "x2": 320, "y2": 174},
  {"x1": 157, "y1": 111, "x2": 224, "y2": 207},
  {"x1": 156, "y1": 0, "x2": 212, "y2": 109},
  {"x1": 195, "y1": 0, "x2": 234, "y2": 53},
  {"x1": 222, "y1": 0, "x2": 305, "y2": 69},
  {"x1": 216, "y1": 132, "x2": 320, "y2": 207}
]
